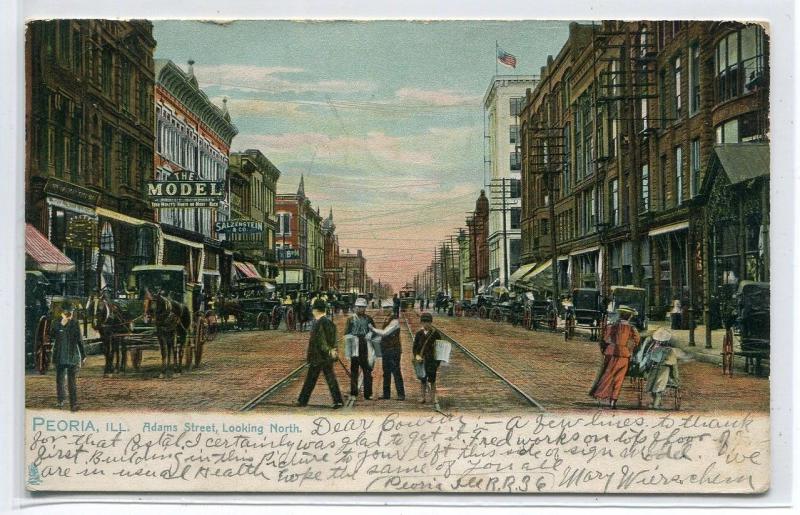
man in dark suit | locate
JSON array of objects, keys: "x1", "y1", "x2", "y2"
[
  {"x1": 392, "y1": 294, "x2": 401, "y2": 318},
  {"x1": 296, "y1": 299, "x2": 344, "y2": 408},
  {"x1": 371, "y1": 313, "x2": 405, "y2": 400},
  {"x1": 413, "y1": 312, "x2": 443, "y2": 406},
  {"x1": 51, "y1": 301, "x2": 85, "y2": 411}
]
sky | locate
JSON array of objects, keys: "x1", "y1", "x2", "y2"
[{"x1": 152, "y1": 20, "x2": 572, "y2": 290}]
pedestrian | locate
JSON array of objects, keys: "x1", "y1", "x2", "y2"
[
  {"x1": 296, "y1": 299, "x2": 344, "y2": 409},
  {"x1": 670, "y1": 296, "x2": 682, "y2": 330},
  {"x1": 643, "y1": 327, "x2": 680, "y2": 409},
  {"x1": 425, "y1": 298, "x2": 430, "y2": 310},
  {"x1": 51, "y1": 301, "x2": 85, "y2": 412},
  {"x1": 371, "y1": 313, "x2": 405, "y2": 400},
  {"x1": 345, "y1": 297, "x2": 375, "y2": 400},
  {"x1": 393, "y1": 294, "x2": 401, "y2": 318},
  {"x1": 413, "y1": 312, "x2": 443, "y2": 407},
  {"x1": 589, "y1": 305, "x2": 641, "y2": 409},
  {"x1": 419, "y1": 296, "x2": 424, "y2": 312}
]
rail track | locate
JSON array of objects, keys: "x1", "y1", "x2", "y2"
[{"x1": 403, "y1": 310, "x2": 545, "y2": 412}]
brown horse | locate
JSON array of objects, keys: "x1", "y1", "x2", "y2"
[
  {"x1": 87, "y1": 292, "x2": 137, "y2": 376},
  {"x1": 143, "y1": 288, "x2": 191, "y2": 378}
]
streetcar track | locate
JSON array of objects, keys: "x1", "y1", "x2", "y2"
[
  {"x1": 403, "y1": 311, "x2": 546, "y2": 412},
  {"x1": 239, "y1": 362, "x2": 308, "y2": 411}
]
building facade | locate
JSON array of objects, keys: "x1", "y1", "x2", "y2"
[
  {"x1": 26, "y1": 20, "x2": 157, "y2": 296},
  {"x1": 154, "y1": 59, "x2": 238, "y2": 292},
  {"x1": 484, "y1": 76, "x2": 539, "y2": 287},
  {"x1": 321, "y1": 208, "x2": 340, "y2": 291},
  {"x1": 228, "y1": 149, "x2": 280, "y2": 281},
  {"x1": 465, "y1": 190, "x2": 490, "y2": 294},
  {"x1": 519, "y1": 21, "x2": 769, "y2": 343},
  {"x1": 275, "y1": 177, "x2": 308, "y2": 294},
  {"x1": 306, "y1": 204, "x2": 324, "y2": 291},
  {"x1": 339, "y1": 249, "x2": 366, "y2": 294}
]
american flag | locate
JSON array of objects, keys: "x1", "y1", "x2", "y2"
[{"x1": 497, "y1": 48, "x2": 517, "y2": 68}]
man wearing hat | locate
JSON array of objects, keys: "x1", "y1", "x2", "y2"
[
  {"x1": 643, "y1": 327, "x2": 680, "y2": 409},
  {"x1": 296, "y1": 299, "x2": 344, "y2": 408},
  {"x1": 412, "y1": 312, "x2": 444, "y2": 405},
  {"x1": 50, "y1": 301, "x2": 85, "y2": 411},
  {"x1": 370, "y1": 313, "x2": 405, "y2": 400},
  {"x1": 345, "y1": 297, "x2": 376, "y2": 400},
  {"x1": 589, "y1": 304, "x2": 641, "y2": 409}
]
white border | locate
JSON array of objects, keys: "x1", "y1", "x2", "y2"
[{"x1": 1, "y1": 0, "x2": 796, "y2": 513}]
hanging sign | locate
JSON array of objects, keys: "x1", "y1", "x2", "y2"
[
  {"x1": 215, "y1": 220, "x2": 264, "y2": 234},
  {"x1": 147, "y1": 181, "x2": 225, "y2": 208}
]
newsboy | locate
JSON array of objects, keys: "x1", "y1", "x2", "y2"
[{"x1": 51, "y1": 301, "x2": 85, "y2": 412}]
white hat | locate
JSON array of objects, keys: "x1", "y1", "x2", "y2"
[
  {"x1": 652, "y1": 327, "x2": 672, "y2": 342},
  {"x1": 355, "y1": 298, "x2": 368, "y2": 307}
]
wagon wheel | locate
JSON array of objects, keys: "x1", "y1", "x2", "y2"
[
  {"x1": 490, "y1": 307, "x2": 502, "y2": 323},
  {"x1": 204, "y1": 309, "x2": 218, "y2": 342},
  {"x1": 286, "y1": 308, "x2": 296, "y2": 331},
  {"x1": 34, "y1": 315, "x2": 51, "y2": 375},
  {"x1": 478, "y1": 306, "x2": 488, "y2": 319},
  {"x1": 257, "y1": 311, "x2": 270, "y2": 330},
  {"x1": 271, "y1": 305, "x2": 281, "y2": 329},
  {"x1": 194, "y1": 317, "x2": 208, "y2": 367}
]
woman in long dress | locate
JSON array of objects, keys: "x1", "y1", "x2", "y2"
[{"x1": 590, "y1": 305, "x2": 641, "y2": 409}]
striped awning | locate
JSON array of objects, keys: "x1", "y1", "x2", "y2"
[
  {"x1": 25, "y1": 224, "x2": 75, "y2": 273},
  {"x1": 234, "y1": 261, "x2": 263, "y2": 280}
]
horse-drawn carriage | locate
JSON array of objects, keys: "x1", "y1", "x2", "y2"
[
  {"x1": 211, "y1": 279, "x2": 279, "y2": 331},
  {"x1": 564, "y1": 288, "x2": 604, "y2": 340},
  {"x1": 434, "y1": 293, "x2": 453, "y2": 315},
  {"x1": 730, "y1": 280, "x2": 769, "y2": 375},
  {"x1": 606, "y1": 286, "x2": 648, "y2": 332},
  {"x1": 90, "y1": 265, "x2": 210, "y2": 377},
  {"x1": 519, "y1": 292, "x2": 554, "y2": 330},
  {"x1": 26, "y1": 271, "x2": 92, "y2": 374}
]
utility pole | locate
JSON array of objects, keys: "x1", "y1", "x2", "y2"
[
  {"x1": 282, "y1": 231, "x2": 287, "y2": 298},
  {"x1": 501, "y1": 178, "x2": 509, "y2": 287}
]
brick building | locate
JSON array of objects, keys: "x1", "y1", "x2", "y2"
[
  {"x1": 465, "y1": 190, "x2": 490, "y2": 294},
  {"x1": 154, "y1": 59, "x2": 238, "y2": 292},
  {"x1": 339, "y1": 249, "x2": 366, "y2": 294},
  {"x1": 519, "y1": 21, "x2": 769, "y2": 344},
  {"x1": 25, "y1": 20, "x2": 157, "y2": 296},
  {"x1": 227, "y1": 149, "x2": 280, "y2": 285},
  {"x1": 321, "y1": 208, "x2": 340, "y2": 291}
]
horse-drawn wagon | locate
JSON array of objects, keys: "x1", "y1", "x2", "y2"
[
  {"x1": 606, "y1": 286, "x2": 648, "y2": 331},
  {"x1": 211, "y1": 278, "x2": 279, "y2": 331},
  {"x1": 90, "y1": 265, "x2": 211, "y2": 377}
]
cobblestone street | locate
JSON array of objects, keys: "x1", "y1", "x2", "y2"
[{"x1": 26, "y1": 309, "x2": 769, "y2": 413}]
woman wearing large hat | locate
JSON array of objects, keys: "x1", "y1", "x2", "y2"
[
  {"x1": 589, "y1": 304, "x2": 641, "y2": 409},
  {"x1": 644, "y1": 327, "x2": 680, "y2": 409}
]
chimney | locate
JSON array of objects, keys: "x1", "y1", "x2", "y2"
[{"x1": 187, "y1": 59, "x2": 195, "y2": 77}]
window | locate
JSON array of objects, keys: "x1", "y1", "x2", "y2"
[
  {"x1": 121, "y1": 60, "x2": 131, "y2": 111},
  {"x1": 509, "y1": 125, "x2": 519, "y2": 144},
  {"x1": 674, "y1": 146, "x2": 683, "y2": 205},
  {"x1": 580, "y1": 92, "x2": 593, "y2": 178},
  {"x1": 659, "y1": 69, "x2": 667, "y2": 125},
  {"x1": 101, "y1": 48, "x2": 113, "y2": 97},
  {"x1": 121, "y1": 137, "x2": 132, "y2": 185},
  {"x1": 510, "y1": 208, "x2": 521, "y2": 230},
  {"x1": 672, "y1": 55, "x2": 683, "y2": 119},
  {"x1": 690, "y1": 139, "x2": 701, "y2": 197},
  {"x1": 509, "y1": 97, "x2": 524, "y2": 117},
  {"x1": 574, "y1": 105, "x2": 583, "y2": 178},
  {"x1": 609, "y1": 178, "x2": 620, "y2": 226},
  {"x1": 641, "y1": 163, "x2": 650, "y2": 212},
  {"x1": 562, "y1": 123, "x2": 571, "y2": 196},
  {"x1": 510, "y1": 179, "x2": 521, "y2": 199},
  {"x1": 689, "y1": 44, "x2": 700, "y2": 115},
  {"x1": 715, "y1": 25, "x2": 766, "y2": 103},
  {"x1": 659, "y1": 155, "x2": 667, "y2": 211},
  {"x1": 102, "y1": 126, "x2": 113, "y2": 189},
  {"x1": 510, "y1": 151, "x2": 521, "y2": 171},
  {"x1": 639, "y1": 26, "x2": 649, "y2": 58},
  {"x1": 715, "y1": 118, "x2": 739, "y2": 143}
]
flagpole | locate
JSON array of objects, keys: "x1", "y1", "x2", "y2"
[{"x1": 495, "y1": 40, "x2": 498, "y2": 76}]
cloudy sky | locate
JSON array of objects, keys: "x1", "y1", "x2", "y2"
[{"x1": 152, "y1": 20, "x2": 571, "y2": 290}]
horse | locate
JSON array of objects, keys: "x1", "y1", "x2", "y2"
[
  {"x1": 87, "y1": 291, "x2": 137, "y2": 376},
  {"x1": 143, "y1": 288, "x2": 191, "y2": 378}
]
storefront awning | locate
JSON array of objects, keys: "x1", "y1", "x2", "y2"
[
  {"x1": 163, "y1": 233, "x2": 204, "y2": 249},
  {"x1": 519, "y1": 260, "x2": 554, "y2": 292},
  {"x1": 234, "y1": 261, "x2": 263, "y2": 280},
  {"x1": 509, "y1": 262, "x2": 537, "y2": 284},
  {"x1": 96, "y1": 207, "x2": 158, "y2": 228},
  {"x1": 25, "y1": 224, "x2": 75, "y2": 273},
  {"x1": 569, "y1": 245, "x2": 600, "y2": 257},
  {"x1": 648, "y1": 221, "x2": 689, "y2": 237}
]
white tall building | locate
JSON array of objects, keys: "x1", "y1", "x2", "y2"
[{"x1": 483, "y1": 75, "x2": 538, "y2": 287}]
